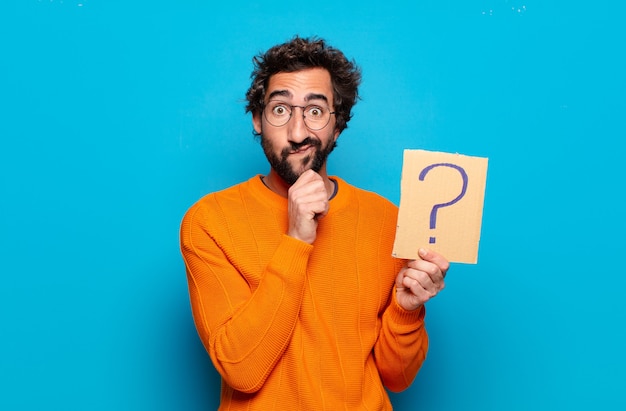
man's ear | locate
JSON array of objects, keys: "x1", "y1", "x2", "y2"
[
  {"x1": 333, "y1": 128, "x2": 341, "y2": 143},
  {"x1": 253, "y1": 112, "x2": 262, "y2": 135}
]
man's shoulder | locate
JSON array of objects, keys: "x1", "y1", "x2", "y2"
[
  {"x1": 183, "y1": 177, "x2": 258, "y2": 219},
  {"x1": 337, "y1": 178, "x2": 396, "y2": 205},
  {"x1": 354, "y1": 185, "x2": 394, "y2": 204},
  {"x1": 334, "y1": 177, "x2": 398, "y2": 215}
]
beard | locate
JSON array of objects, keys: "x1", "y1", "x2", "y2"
[{"x1": 261, "y1": 135, "x2": 337, "y2": 185}]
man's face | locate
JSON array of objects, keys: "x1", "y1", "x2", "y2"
[{"x1": 253, "y1": 68, "x2": 340, "y2": 185}]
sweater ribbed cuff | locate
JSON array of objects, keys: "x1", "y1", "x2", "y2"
[
  {"x1": 267, "y1": 235, "x2": 314, "y2": 281},
  {"x1": 388, "y1": 291, "x2": 426, "y2": 328}
]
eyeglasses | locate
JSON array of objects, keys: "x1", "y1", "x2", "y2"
[{"x1": 263, "y1": 100, "x2": 336, "y2": 130}]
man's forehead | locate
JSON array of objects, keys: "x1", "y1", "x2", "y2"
[{"x1": 266, "y1": 68, "x2": 333, "y2": 102}]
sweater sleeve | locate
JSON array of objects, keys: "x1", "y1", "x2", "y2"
[
  {"x1": 374, "y1": 285, "x2": 429, "y2": 393},
  {"x1": 180, "y1": 201, "x2": 312, "y2": 393},
  {"x1": 370, "y1": 198, "x2": 430, "y2": 392}
]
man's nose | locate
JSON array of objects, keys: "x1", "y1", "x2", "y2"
[{"x1": 287, "y1": 107, "x2": 309, "y2": 142}]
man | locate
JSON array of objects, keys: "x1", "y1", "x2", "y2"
[{"x1": 180, "y1": 36, "x2": 448, "y2": 410}]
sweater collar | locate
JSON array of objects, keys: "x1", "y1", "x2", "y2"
[{"x1": 248, "y1": 174, "x2": 351, "y2": 215}]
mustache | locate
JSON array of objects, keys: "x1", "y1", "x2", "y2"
[
  {"x1": 291, "y1": 137, "x2": 321, "y2": 151},
  {"x1": 282, "y1": 137, "x2": 321, "y2": 156}
]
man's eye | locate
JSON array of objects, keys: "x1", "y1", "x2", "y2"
[
  {"x1": 307, "y1": 106, "x2": 323, "y2": 117},
  {"x1": 272, "y1": 105, "x2": 289, "y2": 116}
]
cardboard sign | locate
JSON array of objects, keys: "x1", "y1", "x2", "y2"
[{"x1": 393, "y1": 149, "x2": 488, "y2": 264}]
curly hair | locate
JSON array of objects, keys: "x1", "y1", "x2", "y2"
[{"x1": 245, "y1": 36, "x2": 361, "y2": 134}]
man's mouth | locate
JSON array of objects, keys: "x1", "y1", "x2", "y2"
[
  {"x1": 290, "y1": 144, "x2": 313, "y2": 154},
  {"x1": 284, "y1": 137, "x2": 320, "y2": 157}
]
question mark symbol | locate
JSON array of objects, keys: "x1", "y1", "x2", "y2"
[{"x1": 418, "y1": 163, "x2": 468, "y2": 244}]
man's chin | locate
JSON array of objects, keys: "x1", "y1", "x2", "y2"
[
  {"x1": 279, "y1": 165, "x2": 318, "y2": 185},
  {"x1": 289, "y1": 155, "x2": 317, "y2": 175},
  {"x1": 270, "y1": 146, "x2": 329, "y2": 184}
]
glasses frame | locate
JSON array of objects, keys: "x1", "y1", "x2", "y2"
[{"x1": 262, "y1": 100, "x2": 336, "y2": 131}]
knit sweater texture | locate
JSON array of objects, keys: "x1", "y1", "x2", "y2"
[{"x1": 180, "y1": 175, "x2": 429, "y2": 410}]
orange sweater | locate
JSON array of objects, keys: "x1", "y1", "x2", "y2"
[{"x1": 180, "y1": 175, "x2": 428, "y2": 410}]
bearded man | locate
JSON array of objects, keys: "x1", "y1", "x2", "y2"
[{"x1": 180, "y1": 36, "x2": 448, "y2": 410}]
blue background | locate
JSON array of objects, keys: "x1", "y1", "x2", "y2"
[{"x1": 1, "y1": 1, "x2": 625, "y2": 410}]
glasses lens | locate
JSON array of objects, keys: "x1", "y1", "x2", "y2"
[
  {"x1": 264, "y1": 101, "x2": 291, "y2": 127},
  {"x1": 263, "y1": 101, "x2": 332, "y2": 130},
  {"x1": 303, "y1": 105, "x2": 329, "y2": 130}
]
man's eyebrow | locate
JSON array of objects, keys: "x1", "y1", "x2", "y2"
[
  {"x1": 267, "y1": 90, "x2": 292, "y2": 100},
  {"x1": 266, "y1": 90, "x2": 330, "y2": 104},
  {"x1": 304, "y1": 93, "x2": 329, "y2": 103}
]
